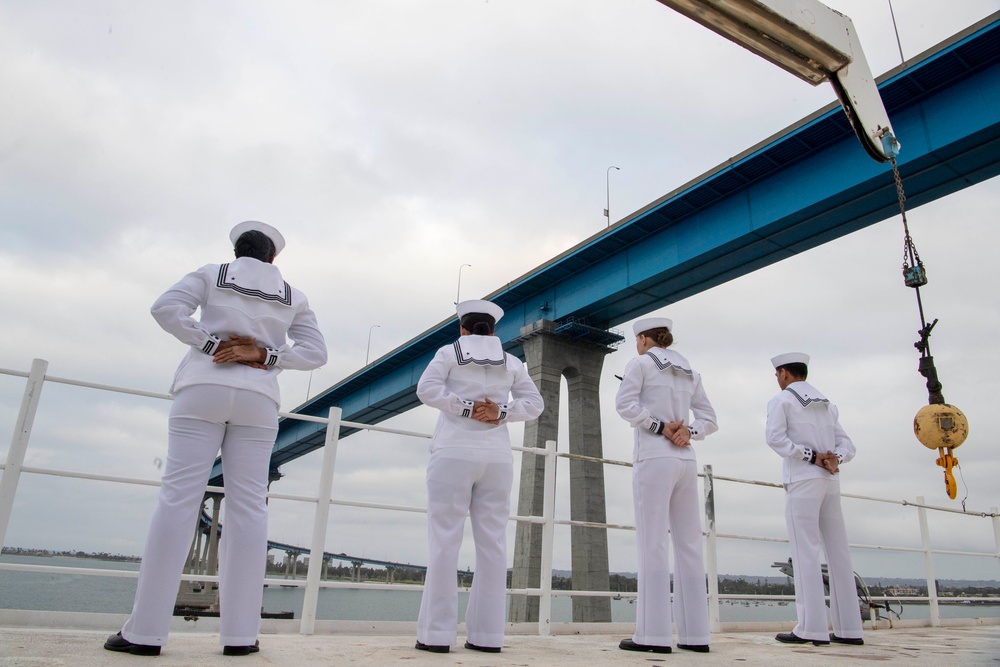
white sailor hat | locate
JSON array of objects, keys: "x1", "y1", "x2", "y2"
[
  {"x1": 771, "y1": 352, "x2": 810, "y2": 369},
  {"x1": 456, "y1": 299, "x2": 504, "y2": 323},
  {"x1": 229, "y1": 220, "x2": 286, "y2": 257},
  {"x1": 632, "y1": 317, "x2": 672, "y2": 336}
]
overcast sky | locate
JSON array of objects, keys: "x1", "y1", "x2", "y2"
[{"x1": 2, "y1": 1, "x2": 999, "y2": 584}]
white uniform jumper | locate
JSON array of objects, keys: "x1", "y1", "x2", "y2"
[
  {"x1": 122, "y1": 256, "x2": 326, "y2": 648},
  {"x1": 615, "y1": 347, "x2": 718, "y2": 648},
  {"x1": 415, "y1": 335, "x2": 543, "y2": 649},
  {"x1": 766, "y1": 380, "x2": 862, "y2": 643}
]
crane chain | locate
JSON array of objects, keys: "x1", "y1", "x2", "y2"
[{"x1": 891, "y1": 158, "x2": 926, "y2": 286}]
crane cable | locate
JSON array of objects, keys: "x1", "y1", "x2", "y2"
[
  {"x1": 891, "y1": 158, "x2": 968, "y2": 504},
  {"x1": 890, "y1": 157, "x2": 942, "y2": 404}
]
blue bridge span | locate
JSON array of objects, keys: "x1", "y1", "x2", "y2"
[
  {"x1": 197, "y1": 512, "x2": 450, "y2": 574},
  {"x1": 265, "y1": 539, "x2": 436, "y2": 574},
  {"x1": 211, "y1": 12, "x2": 1000, "y2": 487}
]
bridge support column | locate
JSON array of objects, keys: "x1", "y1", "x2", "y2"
[
  {"x1": 285, "y1": 552, "x2": 298, "y2": 579},
  {"x1": 352, "y1": 561, "x2": 363, "y2": 582},
  {"x1": 175, "y1": 497, "x2": 213, "y2": 610},
  {"x1": 509, "y1": 320, "x2": 618, "y2": 623},
  {"x1": 205, "y1": 493, "x2": 222, "y2": 580},
  {"x1": 186, "y1": 513, "x2": 203, "y2": 578}
]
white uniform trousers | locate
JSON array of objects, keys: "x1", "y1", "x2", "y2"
[
  {"x1": 121, "y1": 385, "x2": 278, "y2": 647},
  {"x1": 784, "y1": 477, "x2": 863, "y2": 642},
  {"x1": 417, "y1": 449, "x2": 513, "y2": 648},
  {"x1": 632, "y1": 458, "x2": 711, "y2": 647}
]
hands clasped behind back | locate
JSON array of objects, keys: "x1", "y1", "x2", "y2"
[
  {"x1": 816, "y1": 451, "x2": 840, "y2": 474},
  {"x1": 662, "y1": 419, "x2": 692, "y2": 447},
  {"x1": 213, "y1": 334, "x2": 268, "y2": 369},
  {"x1": 472, "y1": 397, "x2": 500, "y2": 425}
]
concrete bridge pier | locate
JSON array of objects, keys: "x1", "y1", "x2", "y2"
[
  {"x1": 185, "y1": 515, "x2": 203, "y2": 580},
  {"x1": 204, "y1": 493, "x2": 222, "y2": 584},
  {"x1": 509, "y1": 319, "x2": 620, "y2": 623},
  {"x1": 177, "y1": 510, "x2": 205, "y2": 600},
  {"x1": 176, "y1": 494, "x2": 223, "y2": 609},
  {"x1": 284, "y1": 552, "x2": 299, "y2": 579},
  {"x1": 351, "y1": 561, "x2": 363, "y2": 583}
]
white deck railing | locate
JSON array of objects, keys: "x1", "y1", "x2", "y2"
[{"x1": 1, "y1": 358, "x2": 999, "y2": 636}]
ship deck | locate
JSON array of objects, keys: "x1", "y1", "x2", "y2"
[{"x1": 2, "y1": 617, "x2": 998, "y2": 666}]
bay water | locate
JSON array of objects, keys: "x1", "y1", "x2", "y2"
[{"x1": 2, "y1": 554, "x2": 997, "y2": 624}]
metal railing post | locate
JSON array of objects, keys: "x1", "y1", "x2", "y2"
[
  {"x1": 0, "y1": 358, "x2": 48, "y2": 547},
  {"x1": 537, "y1": 440, "x2": 557, "y2": 636},
  {"x1": 992, "y1": 507, "x2": 1000, "y2": 575},
  {"x1": 703, "y1": 464, "x2": 720, "y2": 632},
  {"x1": 300, "y1": 407, "x2": 343, "y2": 635},
  {"x1": 916, "y1": 495, "x2": 940, "y2": 627}
]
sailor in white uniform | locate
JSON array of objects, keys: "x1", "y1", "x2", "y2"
[
  {"x1": 615, "y1": 317, "x2": 718, "y2": 654},
  {"x1": 766, "y1": 352, "x2": 864, "y2": 647},
  {"x1": 414, "y1": 300, "x2": 543, "y2": 654},
  {"x1": 105, "y1": 221, "x2": 327, "y2": 657}
]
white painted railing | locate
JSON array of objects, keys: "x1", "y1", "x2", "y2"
[{"x1": 2, "y1": 358, "x2": 999, "y2": 637}]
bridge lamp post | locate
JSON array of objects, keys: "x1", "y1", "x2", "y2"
[
  {"x1": 365, "y1": 324, "x2": 381, "y2": 365},
  {"x1": 306, "y1": 368, "x2": 322, "y2": 401},
  {"x1": 605, "y1": 166, "x2": 620, "y2": 227},
  {"x1": 455, "y1": 263, "x2": 472, "y2": 304}
]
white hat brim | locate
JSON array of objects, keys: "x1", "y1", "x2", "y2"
[
  {"x1": 456, "y1": 299, "x2": 504, "y2": 323},
  {"x1": 771, "y1": 352, "x2": 810, "y2": 368},
  {"x1": 229, "y1": 220, "x2": 286, "y2": 257},
  {"x1": 632, "y1": 317, "x2": 672, "y2": 336}
]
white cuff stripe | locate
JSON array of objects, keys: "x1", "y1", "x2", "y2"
[{"x1": 202, "y1": 336, "x2": 220, "y2": 355}]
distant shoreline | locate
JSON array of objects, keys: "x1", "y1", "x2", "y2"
[
  {"x1": 1, "y1": 547, "x2": 140, "y2": 563},
  {"x1": 4, "y1": 549, "x2": 1000, "y2": 597}
]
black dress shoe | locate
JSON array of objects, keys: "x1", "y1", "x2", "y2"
[
  {"x1": 465, "y1": 641, "x2": 501, "y2": 653},
  {"x1": 775, "y1": 632, "x2": 829, "y2": 646},
  {"x1": 415, "y1": 641, "x2": 450, "y2": 653},
  {"x1": 619, "y1": 638, "x2": 671, "y2": 653},
  {"x1": 678, "y1": 643, "x2": 711, "y2": 652},
  {"x1": 104, "y1": 632, "x2": 161, "y2": 656},
  {"x1": 223, "y1": 640, "x2": 260, "y2": 656},
  {"x1": 830, "y1": 634, "x2": 864, "y2": 645}
]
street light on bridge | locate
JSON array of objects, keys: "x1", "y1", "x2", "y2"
[
  {"x1": 306, "y1": 368, "x2": 322, "y2": 402},
  {"x1": 366, "y1": 324, "x2": 381, "y2": 365},
  {"x1": 605, "y1": 165, "x2": 620, "y2": 227},
  {"x1": 455, "y1": 264, "x2": 472, "y2": 304}
]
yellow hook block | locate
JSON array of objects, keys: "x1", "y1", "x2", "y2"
[
  {"x1": 914, "y1": 404, "x2": 968, "y2": 500},
  {"x1": 914, "y1": 404, "x2": 968, "y2": 450},
  {"x1": 935, "y1": 448, "x2": 958, "y2": 500}
]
